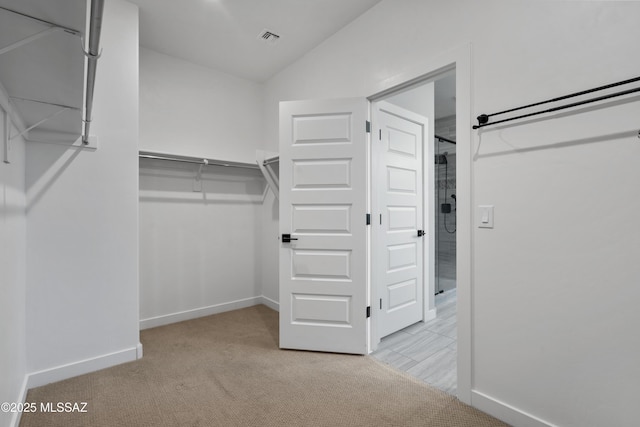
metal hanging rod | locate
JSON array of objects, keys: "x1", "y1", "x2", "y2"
[
  {"x1": 474, "y1": 75, "x2": 640, "y2": 129},
  {"x1": 82, "y1": 0, "x2": 105, "y2": 144},
  {"x1": 435, "y1": 134, "x2": 456, "y2": 145},
  {"x1": 139, "y1": 150, "x2": 260, "y2": 170},
  {"x1": 263, "y1": 155, "x2": 280, "y2": 166}
]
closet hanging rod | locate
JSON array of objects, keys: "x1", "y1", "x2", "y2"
[
  {"x1": 474, "y1": 75, "x2": 640, "y2": 129},
  {"x1": 435, "y1": 134, "x2": 456, "y2": 145},
  {"x1": 139, "y1": 150, "x2": 260, "y2": 170},
  {"x1": 263, "y1": 156, "x2": 280, "y2": 166},
  {"x1": 82, "y1": 0, "x2": 105, "y2": 144},
  {"x1": 473, "y1": 86, "x2": 640, "y2": 129}
]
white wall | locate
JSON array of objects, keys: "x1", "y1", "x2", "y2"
[
  {"x1": 386, "y1": 82, "x2": 435, "y2": 120},
  {"x1": 138, "y1": 48, "x2": 268, "y2": 327},
  {"x1": 0, "y1": 119, "x2": 26, "y2": 427},
  {"x1": 138, "y1": 160, "x2": 265, "y2": 328},
  {"x1": 262, "y1": 1, "x2": 640, "y2": 426},
  {"x1": 139, "y1": 48, "x2": 263, "y2": 164},
  {"x1": 25, "y1": 0, "x2": 140, "y2": 386}
]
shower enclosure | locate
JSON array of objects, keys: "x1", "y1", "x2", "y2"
[{"x1": 434, "y1": 117, "x2": 457, "y2": 294}]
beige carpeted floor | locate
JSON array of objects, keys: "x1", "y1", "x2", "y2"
[{"x1": 20, "y1": 305, "x2": 508, "y2": 427}]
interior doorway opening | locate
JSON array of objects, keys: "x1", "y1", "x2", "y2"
[
  {"x1": 433, "y1": 72, "x2": 457, "y2": 295},
  {"x1": 371, "y1": 69, "x2": 457, "y2": 395},
  {"x1": 277, "y1": 46, "x2": 472, "y2": 403}
]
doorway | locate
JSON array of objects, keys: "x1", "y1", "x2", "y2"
[
  {"x1": 371, "y1": 71, "x2": 458, "y2": 394},
  {"x1": 370, "y1": 84, "x2": 434, "y2": 344},
  {"x1": 277, "y1": 44, "x2": 472, "y2": 403}
]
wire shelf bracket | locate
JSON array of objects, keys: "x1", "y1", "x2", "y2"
[{"x1": 256, "y1": 150, "x2": 279, "y2": 200}]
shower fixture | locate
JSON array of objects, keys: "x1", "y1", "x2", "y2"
[
  {"x1": 444, "y1": 192, "x2": 457, "y2": 234},
  {"x1": 435, "y1": 154, "x2": 448, "y2": 164},
  {"x1": 436, "y1": 150, "x2": 456, "y2": 234}
]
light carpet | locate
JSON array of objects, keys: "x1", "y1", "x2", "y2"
[{"x1": 20, "y1": 305, "x2": 508, "y2": 426}]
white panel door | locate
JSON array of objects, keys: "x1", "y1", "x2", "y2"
[
  {"x1": 279, "y1": 98, "x2": 369, "y2": 355},
  {"x1": 373, "y1": 101, "x2": 425, "y2": 338}
]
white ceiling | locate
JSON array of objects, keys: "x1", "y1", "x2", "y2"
[{"x1": 128, "y1": 0, "x2": 383, "y2": 82}]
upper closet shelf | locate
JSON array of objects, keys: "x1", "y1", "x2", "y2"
[
  {"x1": 0, "y1": 0, "x2": 104, "y2": 162},
  {"x1": 263, "y1": 154, "x2": 279, "y2": 166},
  {"x1": 140, "y1": 150, "x2": 260, "y2": 170}
]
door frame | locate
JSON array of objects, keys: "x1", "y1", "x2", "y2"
[
  {"x1": 370, "y1": 96, "x2": 435, "y2": 346},
  {"x1": 365, "y1": 44, "x2": 472, "y2": 404}
]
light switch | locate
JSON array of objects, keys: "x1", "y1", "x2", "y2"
[{"x1": 478, "y1": 205, "x2": 494, "y2": 228}]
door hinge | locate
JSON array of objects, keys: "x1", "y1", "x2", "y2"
[
  {"x1": 366, "y1": 120, "x2": 371, "y2": 133},
  {"x1": 366, "y1": 213, "x2": 371, "y2": 225},
  {"x1": 379, "y1": 298, "x2": 382, "y2": 309},
  {"x1": 366, "y1": 306, "x2": 371, "y2": 318},
  {"x1": 379, "y1": 129, "x2": 382, "y2": 140},
  {"x1": 417, "y1": 230, "x2": 425, "y2": 237}
]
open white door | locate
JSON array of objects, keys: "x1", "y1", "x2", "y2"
[
  {"x1": 279, "y1": 98, "x2": 369, "y2": 355},
  {"x1": 373, "y1": 101, "x2": 427, "y2": 338}
]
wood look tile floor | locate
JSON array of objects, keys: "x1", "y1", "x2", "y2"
[{"x1": 372, "y1": 289, "x2": 457, "y2": 395}]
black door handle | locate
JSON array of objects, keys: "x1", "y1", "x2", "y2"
[
  {"x1": 282, "y1": 234, "x2": 298, "y2": 243},
  {"x1": 417, "y1": 230, "x2": 425, "y2": 237}
]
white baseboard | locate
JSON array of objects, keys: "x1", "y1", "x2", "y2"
[
  {"x1": 27, "y1": 347, "x2": 138, "y2": 390},
  {"x1": 472, "y1": 390, "x2": 556, "y2": 427},
  {"x1": 9, "y1": 375, "x2": 29, "y2": 427},
  {"x1": 136, "y1": 342, "x2": 143, "y2": 359},
  {"x1": 260, "y1": 295, "x2": 279, "y2": 312},
  {"x1": 139, "y1": 296, "x2": 265, "y2": 330},
  {"x1": 424, "y1": 307, "x2": 437, "y2": 322}
]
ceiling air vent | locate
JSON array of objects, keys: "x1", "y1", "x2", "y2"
[{"x1": 257, "y1": 29, "x2": 281, "y2": 44}]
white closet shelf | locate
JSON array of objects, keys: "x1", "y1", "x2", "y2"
[
  {"x1": 0, "y1": 0, "x2": 105, "y2": 162},
  {"x1": 139, "y1": 150, "x2": 260, "y2": 170},
  {"x1": 263, "y1": 154, "x2": 279, "y2": 166}
]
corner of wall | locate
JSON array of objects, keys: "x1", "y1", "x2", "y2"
[
  {"x1": 0, "y1": 111, "x2": 28, "y2": 427},
  {"x1": 24, "y1": 0, "x2": 140, "y2": 381}
]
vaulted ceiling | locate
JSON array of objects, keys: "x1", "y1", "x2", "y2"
[
  {"x1": 129, "y1": 0, "x2": 456, "y2": 118},
  {"x1": 128, "y1": 0, "x2": 383, "y2": 82}
]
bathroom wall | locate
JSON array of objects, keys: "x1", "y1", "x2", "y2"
[{"x1": 434, "y1": 115, "x2": 456, "y2": 291}]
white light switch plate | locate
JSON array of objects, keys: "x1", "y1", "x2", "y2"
[{"x1": 478, "y1": 205, "x2": 494, "y2": 228}]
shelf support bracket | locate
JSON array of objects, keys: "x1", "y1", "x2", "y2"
[
  {"x1": 0, "y1": 27, "x2": 62, "y2": 56},
  {"x1": 9, "y1": 106, "x2": 70, "y2": 142},
  {"x1": 0, "y1": 6, "x2": 81, "y2": 37},
  {"x1": 256, "y1": 150, "x2": 279, "y2": 200},
  {"x1": 193, "y1": 160, "x2": 207, "y2": 192}
]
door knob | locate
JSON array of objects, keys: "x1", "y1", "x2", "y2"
[{"x1": 282, "y1": 234, "x2": 298, "y2": 243}]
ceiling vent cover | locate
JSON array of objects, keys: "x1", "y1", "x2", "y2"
[{"x1": 257, "y1": 29, "x2": 281, "y2": 44}]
